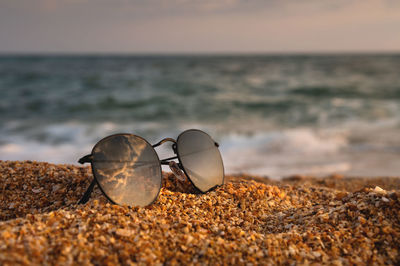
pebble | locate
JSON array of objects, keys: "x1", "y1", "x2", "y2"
[{"x1": 382, "y1": 197, "x2": 390, "y2": 202}]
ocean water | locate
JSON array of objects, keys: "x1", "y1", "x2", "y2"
[{"x1": 1, "y1": 54, "x2": 400, "y2": 178}]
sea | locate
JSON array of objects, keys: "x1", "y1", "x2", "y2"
[{"x1": 1, "y1": 54, "x2": 400, "y2": 178}]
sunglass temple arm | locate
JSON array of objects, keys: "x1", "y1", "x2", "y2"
[
  {"x1": 77, "y1": 154, "x2": 95, "y2": 204},
  {"x1": 160, "y1": 155, "x2": 179, "y2": 165},
  {"x1": 78, "y1": 179, "x2": 96, "y2": 204}
]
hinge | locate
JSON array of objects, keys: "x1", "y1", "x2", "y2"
[{"x1": 78, "y1": 154, "x2": 93, "y2": 164}]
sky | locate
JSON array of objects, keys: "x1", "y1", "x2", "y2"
[{"x1": 0, "y1": 0, "x2": 399, "y2": 54}]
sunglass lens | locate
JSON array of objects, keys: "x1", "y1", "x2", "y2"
[
  {"x1": 177, "y1": 130, "x2": 224, "y2": 192},
  {"x1": 91, "y1": 134, "x2": 162, "y2": 207}
]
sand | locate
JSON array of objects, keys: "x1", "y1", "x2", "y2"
[{"x1": 1, "y1": 161, "x2": 399, "y2": 265}]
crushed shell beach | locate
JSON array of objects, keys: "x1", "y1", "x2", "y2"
[{"x1": 1, "y1": 161, "x2": 399, "y2": 265}]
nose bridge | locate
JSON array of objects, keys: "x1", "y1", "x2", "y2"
[{"x1": 152, "y1": 137, "x2": 177, "y2": 148}]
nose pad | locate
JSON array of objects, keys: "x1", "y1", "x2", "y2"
[{"x1": 168, "y1": 161, "x2": 186, "y2": 181}]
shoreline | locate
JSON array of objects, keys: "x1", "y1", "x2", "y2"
[{"x1": 1, "y1": 161, "x2": 399, "y2": 264}]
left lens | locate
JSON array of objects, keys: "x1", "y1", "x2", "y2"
[
  {"x1": 91, "y1": 134, "x2": 162, "y2": 207},
  {"x1": 176, "y1": 129, "x2": 224, "y2": 192}
]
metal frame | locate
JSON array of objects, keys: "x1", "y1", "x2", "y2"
[{"x1": 78, "y1": 129, "x2": 224, "y2": 206}]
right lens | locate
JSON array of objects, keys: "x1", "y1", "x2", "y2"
[
  {"x1": 177, "y1": 129, "x2": 224, "y2": 192},
  {"x1": 91, "y1": 134, "x2": 162, "y2": 207}
]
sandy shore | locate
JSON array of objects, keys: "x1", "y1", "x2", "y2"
[{"x1": 1, "y1": 161, "x2": 399, "y2": 265}]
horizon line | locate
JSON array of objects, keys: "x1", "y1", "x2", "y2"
[{"x1": 1, "y1": 50, "x2": 400, "y2": 57}]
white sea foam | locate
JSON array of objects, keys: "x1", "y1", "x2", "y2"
[
  {"x1": 1, "y1": 120, "x2": 400, "y2": 178},
  {"x1": 0, "y1": 142, "x2": 90, "y2": 164},
  {"x1": 220, "y1": 128, "x2": 350, "y2": 177}
]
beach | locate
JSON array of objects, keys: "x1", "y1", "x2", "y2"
[
  {"x1": 2, "y1": 0, "x2": 400, "y2": 264},
  {"x1": 1, "y1": 161, "x2": 399, "y2": 265}
]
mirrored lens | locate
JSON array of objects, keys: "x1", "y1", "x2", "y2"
[
  {"x1": 91, "y1": 134, "x2": 162, "y2": 207},
  {"x1": 177, "y1": 130, "x2": 224, "y2": 192}
]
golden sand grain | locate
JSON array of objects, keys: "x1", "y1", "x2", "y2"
[{"x1": 1, "y1": 161, "x2": 399, "y2": 265}]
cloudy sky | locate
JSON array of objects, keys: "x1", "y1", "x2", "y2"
[{"x1": 0, "y1": 0, "x2": 399, "y2": 53}]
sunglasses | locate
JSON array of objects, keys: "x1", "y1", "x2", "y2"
[{"x1": 77, "y1": 129, "x2": 224, "y2": 207}]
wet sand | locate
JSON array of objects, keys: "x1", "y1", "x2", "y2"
[{"x1": 1, "y1": 161, "x2": 399, "y2": 265}]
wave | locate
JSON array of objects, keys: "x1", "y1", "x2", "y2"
[
  {"x1": 1, "y1": 55, "x2": 400, "y2": 177},
  {"x1": 289, "y1": 86, "x2": 400, "y2": 99},
  {"x1": 1, "y1": 120, "x2": 399, "y2": 178}
]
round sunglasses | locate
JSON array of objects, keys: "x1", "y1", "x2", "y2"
[{"x1": 77, "y1": 129, "x2": 225, "y2": 207}]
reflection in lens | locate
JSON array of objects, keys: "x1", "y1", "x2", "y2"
[
  {"x1": 92, "y1": 134, "x2": 161, "y2": 207},
  {"x1": 177, "y1": 130, "x2": 224, "y2": 192}
]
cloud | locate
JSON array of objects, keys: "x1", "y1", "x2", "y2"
[
  {"x1": 2, "y1": 0, "x2": 399, "y2": 19},
  {"x1": 0, "y1": 0, "x2": 399, "y2": 53}
]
